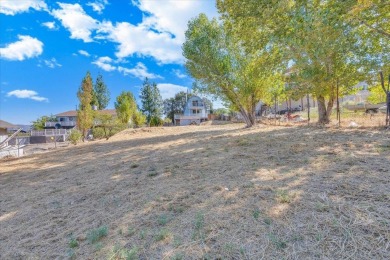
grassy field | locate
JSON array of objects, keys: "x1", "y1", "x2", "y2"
[{"x1": 1, "y1": 121, "x2": 389, "y2": 259}]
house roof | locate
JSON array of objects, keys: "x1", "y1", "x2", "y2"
[
  {"x1": 0, "y1": 120, "x2": 17, "y2": 129},
  {"x1": 56, "y1": 109, "x2": 117, "y2": 117}
]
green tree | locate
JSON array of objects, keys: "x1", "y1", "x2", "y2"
[
  {"x1": 77, "y1": 71, "x2": 94, "y2": 139},
  {"x1": 94, "y1": 74, "x2": 110, "y2": 110},
  {"x1": 217, "y1": 0, "x2": 380, "y2": 124},
  {"x1": 140, "y1": 78, "x2": 163, "y2": 125},
  {"x1": 31, "y1": 115, "x2": 56, "y2": 130},
  {"x1": 183, "y1": 14, "x2": 279, "y2": 127},
  {"x1": 115, "y1": 91, "x2": 137, "y2": 125},
  {"x1": 132, "y1": 111, "x2": 146, "y2": 127},
  {"x1": 367, "y1": 84, "x2": 387, "y2": 104}
]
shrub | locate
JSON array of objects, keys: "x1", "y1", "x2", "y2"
[
  {"x1": 68, "y1": 129, "x2": 82, "y2": 145},
  {"x1": 92, "y1": 127, "x2": 106, "y2": 139},
  {"x1": 133, "y1": 111, "x2": 146, "y2": 128},
  {"x1": 150, "y1": 116, "x2": 163, "y2": 127},
  {"x1": 87, "y1": 226, "x2": 108, "y2": 244}
]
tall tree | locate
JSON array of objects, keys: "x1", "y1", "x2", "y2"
[
  {"x1": 140, "y1": 78, "x2": 163, "y2": 125},
  {"x1": 115, "y1": 91, "x2": 137, "y2": 125},
  {"x1": 94, "y1": 74, "x2": 110, "y2": 110},
  {"x1": 217, "y1": 0, "x2": 383, "y2": 124},
  {"x1": 77, "y1": 71, "x2": 94, "y2": 139},
  {"x1": 183, "y1": 14, "x2": 280, "y2": 127}
]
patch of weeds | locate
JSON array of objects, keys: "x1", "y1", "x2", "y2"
[
  {"x1": 127, "y1": 226, "x2": 136, "y2": 237},
  {"x1": 158, "y1": 214, "x2": 170, "y2": 226},
  {"x1": 377, "y1": 143, "x2": 390, "y2": 152},
  {"x1": 240, "y1": 246, "x2": 247, "y2": 257},
  {"x1": 140, "y1": 229, "x2": 147, "y2": 239},
  {"x1": 118, "y1": 229, "x2": 123, "y2": 236},
  {"x1": 223, "y1": 243, "x2": 236, "y2": 254},
  {"x1": 67, "y1": 248, "x2": 76, "y2": 259},
  {"x1": 173, "y1": 236, "x2": 182, "y2": 248},
  {"x1": 170, "y1": 252, "x2": 184, "y2": 260},
  {"x1": 94, "y1": 242, "x2": 104, "y2": 251},
  {"x1": 192, "y1": 212, "x2": 205, "y2": 240},
  {"x1": 68, "y1": 237, "x2": 79, "y2": 248},
  {"x1": 109, "y1": 244, "x2": 138, "y2": 260},
  {"x1": 268, "y1": 233, "x2": 288, "y2": 250},
  {"x1": 252, "y1": 209, "x2": 260, "y2": 220},
  {"x1": 275, "y1": 189, "x2": 292, "y2": 203},
  {"x1": 148, "y1": 171, "x2": 158, "y2": 177},
  {"x1": 263, "y1": 217, "x2": 272, "y2": 225},
  {"x1": 315, "y1": 202, "x2": 330, "y2": 212},
  {"x1": 168, "y1": 204, "x2": 185, "y2": 213},
  {"x1": 155, "y1": 229, "x2": 170, "y2": 241},
  {"x1": 236, "y1": 138, "x2": 250, "y2": 146},
  {"x1": 243, "y1": 182, "x2": 255, "y2": 189},
  {"x1": 131, "y1": 164, "x2": 139, "y2": 168},
  {"x1": 87, "y1": 226, "x2": 108, "y2": 244}
]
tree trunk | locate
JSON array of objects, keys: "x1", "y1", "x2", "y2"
[
  {"x1": 239, "y1": 107, "x2": 255, "y2": 127},
  {"x1": 317, "y1": 95, "x2": 330, "y2": 124}
]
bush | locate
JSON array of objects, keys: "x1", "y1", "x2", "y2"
[
  {"x1": 68, "y1": 129, "x2": 82, "y2": 145},
  {"x1": 92, "y1": 127, "x2": 105, "y2": 139},
  {"x1": 92, "y1": 124, "x2": 126, "y2": 140},
  {"x1": 150, "y1": 116, "x2": 163, "y2": 127},
  {"x1": 133, "y1": 111, "x2": 146, "y2": 128}
]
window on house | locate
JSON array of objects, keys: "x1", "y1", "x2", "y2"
[
  {"x1": 192, "y1": 109, "x2": 197, "y2": 114},
  {"x1": 192, "y1": 100, "x2": 198, "y2": 106},
  {"x1": 59, "y1": 117, "x2": 65, "y2": 122}
]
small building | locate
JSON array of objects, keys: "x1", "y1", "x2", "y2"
[
  {"x1": 45, "y1": 109, "x2": 117, "y2": 129},
  {"x1": 0, "y1": 120, "x2": 16, "y2": 138},
  {"x1": 174, "y1": 96, "x2": 210, "y2": 126}
]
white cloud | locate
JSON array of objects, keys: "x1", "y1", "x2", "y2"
[
  {"x1": 172, "y1": 69, "x2": 187, "y2": 79},
  {"x1": 51, "y1": 3, "x2": 98, "y2": 42},
  {"x1": 96, "y1": 1, "x2": 217, "y2": 64},
  {"x1": 92, "y1": 56, "x2": 161, "y2": 79},
  {"x1": 87, "y1": 0, "x2": 108, "y2": 14},
  {"x1": 117, "y1": 62, "x2": 162, "y2": 79},
  {"x1": 157, "y1": 83, "x2": 188, "y2": 100},
  {"x1": 42, "y1": 21, "x2": 58, "y2": 30},
  {"x1": 43, "y1": 58, "x2": 62, "y2": 68},
  {"x1": 0, "y1": 0, "x2": 47, "y2": 15},
  {"x1": 97, "y1": 21, "x2": 181, "y2": 64},
  {"x1": 92, "y1": 56, "x2": 116, "y2": 71},
  {"x1": 7, "y1": 89, "x2": 48, "y2": 102},
  {"x1": 78, "y1": 50, "x2": 90, "y2": 57},
  {"x1": 0, "y1": 35, "x2": 43, "y2": 61}
]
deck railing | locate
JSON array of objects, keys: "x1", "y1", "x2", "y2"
[
  {"x1": 45, "y1": 121, "x2": 76, "y2": 127},
  {"x1": 31, "y1": 129, "x2": 72, "y2": 136}
]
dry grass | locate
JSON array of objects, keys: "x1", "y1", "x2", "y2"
[{"x1": 1, "y1": 122, "x2": 389, "y2": 259}]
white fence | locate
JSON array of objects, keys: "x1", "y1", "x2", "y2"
[{"x1": 31, "y1": 129, "x2": 72, "y2": 136}]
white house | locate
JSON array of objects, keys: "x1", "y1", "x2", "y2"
[{"x1": 174, "y1": 96, "x2": 210, "y2": 126}]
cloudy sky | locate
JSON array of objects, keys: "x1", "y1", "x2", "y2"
[{"x1": 0, "y1": 0, "x2": 218, "y2": 124}]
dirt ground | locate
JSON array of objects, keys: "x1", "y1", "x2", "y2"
[{"x1": 1, "y1": 122, "x2": 389, "y2": 259}]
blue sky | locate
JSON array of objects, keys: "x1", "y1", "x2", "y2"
[{"x1": 0, "y1": 0, "x2": 219, "y2": 124}]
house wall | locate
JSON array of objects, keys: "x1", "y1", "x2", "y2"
[
  {"x1": 184, "y1": 96, "x2": 208, "y2": 118},
  {"x1": 179, "y1": 119, "x2": 201, "y2": 126}
]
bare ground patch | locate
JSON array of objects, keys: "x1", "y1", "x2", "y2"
[{"x1": 1, "y1": 124, "x2": 389, "y2": 259}]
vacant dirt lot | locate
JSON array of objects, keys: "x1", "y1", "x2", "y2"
[{"x1": 1, "y1": 123, "x2": 389, "y2": 259}]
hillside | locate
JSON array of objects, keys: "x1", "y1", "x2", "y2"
[{"x1": 1, "y1": 124, "x2": 389, "y2": 259}]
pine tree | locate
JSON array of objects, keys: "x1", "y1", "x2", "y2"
[
  {"x1": 94, "y1": 74, "x2": 110, "y2": 110},
  {"x1": 140, "y1": 78, "x2": 163, "y2": 125},
  {"x1": 77, "y1": 71, "x2": 94, "y2": 139}
]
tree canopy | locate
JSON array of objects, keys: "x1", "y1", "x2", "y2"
[
  {"x1": 115, "y1": 91, "x2": 137, "y2": 125},
  {"x1": 140, "y1": 78, "x2": 163, "y2": 125},
  {"x1": 77, "y1": 71, "x2": 94, "y2": 139}
]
